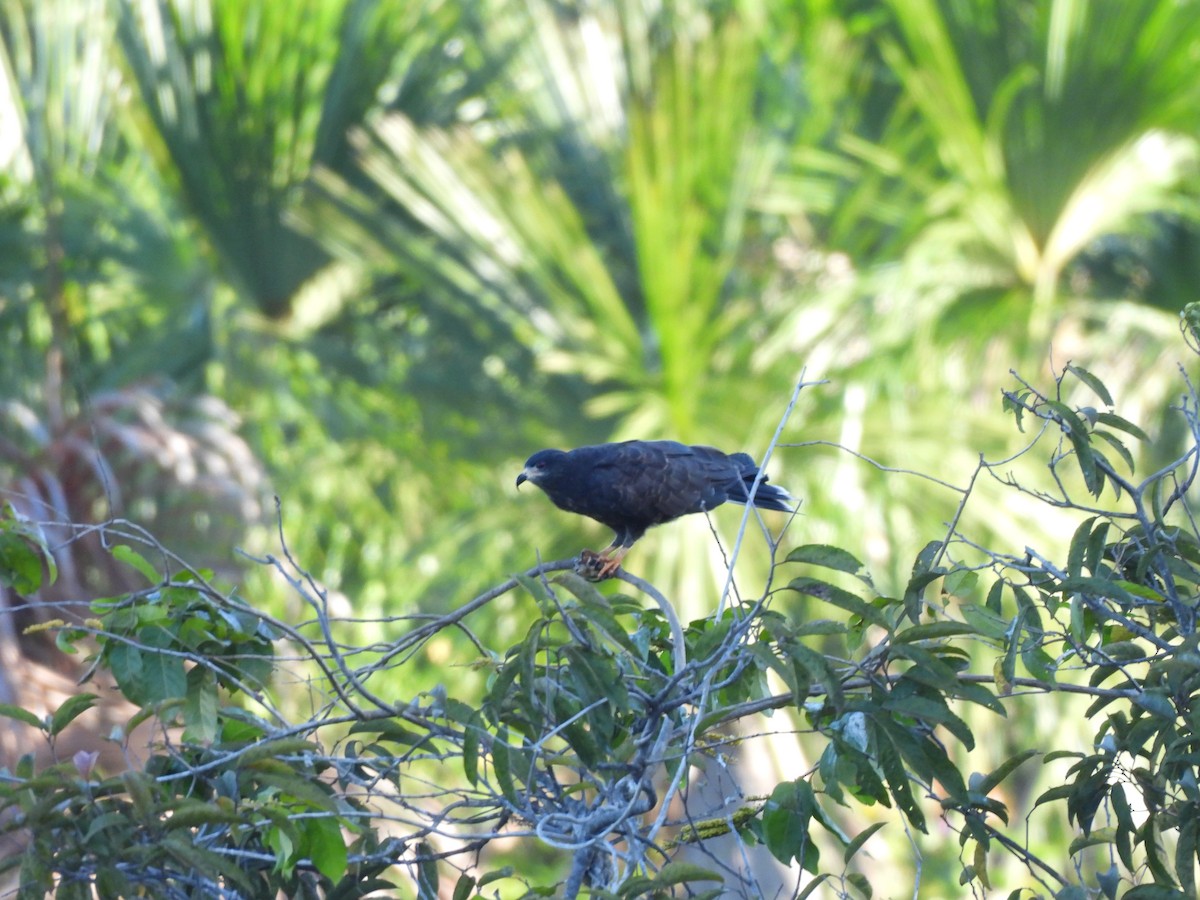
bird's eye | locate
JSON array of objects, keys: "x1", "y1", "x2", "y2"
[{"x1": 535, "y1": 461, "x2": 546, "y2": 470}]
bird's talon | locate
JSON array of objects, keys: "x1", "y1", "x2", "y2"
[{"x1": 575, "y1": 549, "x2": 617, "y2": 582}]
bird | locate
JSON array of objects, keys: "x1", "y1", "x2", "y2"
[{"x1": 516, "y1": 440, "x2": 794, "y2": 580}]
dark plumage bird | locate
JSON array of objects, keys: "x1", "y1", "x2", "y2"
[{"x1": 516, "y1": 440, "x2": 794, "y2": 579}]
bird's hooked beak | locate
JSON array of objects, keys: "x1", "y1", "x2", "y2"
[{"x1": 515, "y1": 470, "x2": 529, "y2": 489}]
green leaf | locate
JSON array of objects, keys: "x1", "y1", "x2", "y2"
[
  {"x1": 847, "y1": 872, "x2": 873, "y2": 898},
  {"x1": 238, "y1": 737, "x2": 322, "y2": 765},
  {"x1": 462, "y1": 718, "x2": 481, "y2": 787},
  {"x1": 1001, "y1": 607, "x2": 1025, "y2": 688},
  {"x1": 56, "y1": 627, "x2": 85, "y2": 655},
  {"x1": 618, "y1": 875, "x2": 655, "y2": 898},
  {"x1": 957, "y1": 602, "x2": 1009, "y2": 640},
  {"x1": 1133, "y1": 690, "x2": 1176, "y2": 720},
  {"x1": 553, "y1": 571, "x2": 610, "y2": 606},
  {"x1": 1110, "y1": 785, "x2": 1135, "y2": 870},
  {"x1": 513, "y1": 573, "x2": 550, "y2": 604},
  {"x1": 302, "y1": 815, "x2": 348, "y2": 882},
  {"x1": 883, "y1": 712, "x2": 967, "y2": 801},
  {"x1": 491, "y1": 731, "x2": 520, "y2": 807},
  {"x1": 972, "y1": 839, "x2": 991, "y2": 891},
  {"x1": 415, "y1": 841, "x2": 438, "y2": 899},
  {"x1": 254, "y1": 769, "x2": 338, "y2": 812},
  {"x1": 162, "y1": 800, "x2": 243, "y2": 830},
  {"x1": 1005, "y1": 392, "x2": 1028, "y2": 431},
  {"x1": 1113, "y1": 579, "x2": 1167, "y2": 602},
  {"x1": 985, "y1": 579, "x2": 1005, "y2": 614},
  {"x1": 941, "y1": 569, "x2": 978, "y2": 598},
  {"x1": 183, "y1": 667, "x2": 219, "y2": 743},
  {"x1": 122, "y1": 770, "x2": 156, "y2": 818},
  {"x1": 651, "y1": 861, "x2": 724, "y2": 886},
  {"x1": 348, "y1": 719, "x2": 430, "y2": 748},
  {"x1": 843, "y1": 821, "x2": 886, "y2": 864},
  {"x1": 111, "y1": 544, "x2": 161, "y2": 584},
  {"x1": 0, "y1": 704, "x2": 45, "y2": 730},
  {"x1": 1068, "y1": 826, "x2": 1117, "y2": 856},
  {"x1": 1020, "y1": 645, "x2": 1057, "y2": 683},
  {"x1": 266, "y1": 818, "x2": 299, "y2": 878},
  {"x1": 942, "y1": 676, "x2": 1005, "y2": 714},
  {"x1": 1142, "y1": 811, "x2": 1179, "y2": 888},
  {"x1": 748, "y1": 643, "x2": 798, "y2": 700},
  {"x1": 1094, "y1": 412, "x2": 1149, "y2": 442},
  {"x1": 876, "y1": 732, "x2": 925, "y2": 831},
  {"x1": 562, "y1": 583, "x2": 638, "y2": 654},
  {"x1": 94, "y1": 867, "x2": 133, "y2": 899},
  {"x1": 792, "y1": 619, "x2": 849, "y2": 637},
  {"x1": 788, "y1": 577, "x2": 889, "y2": 629},
  {"x1": 1067, "y1": 517, "x2": 1098, "y2": 579},
  {"x1": 161, "y1": 832, "x2": 254, "y2": 894},
  {"x1": 1066, "y1": 364, "x2": 1113, "y2": 407},
  {"x1": 892, "y1": 621, "x2": 979, "y2": 643},
  {"x1": 794, "y1": 874, "x2": 831, "y2": 900},
  {"x1": 903, "y1": 541, "x2": 946, "y2": 620},
  {"x1": 1085, "y1": 522, "x2": 1111, "y2": 575},
  {"x1": 1047, "y1": 400, "x2": 1101, "y2": 495},
  {"x1": 49, "y1": 694, "x2": 98, "y2": 736},
  {"x1": 784, "y1": 640, "x2": 843, "y2": 711},
  {"x1": 1043, "y1": 750, "x2": 1086, "y2": 764},
  {"x1": 565, "y1": 645, "x2": 628, "y2": 715},
  {"x1": 1092, "y1": 429, "x2": 1135, "y2": 474},
  {"x1": 889, "y1": 643, "x2": 959, "y2": 684},
  {"x1": 1176, "y1": 813, "x2": 1197, "y2": 897},
  {"x1": 886, "y1": 693, "x2": 974, "y2": 750},
  {"x1": 786, "y1": 544, "x2": 866, "y2": 577},
  {"x1": 476, "y1": 866, "x2": 513, "y2": 888},
  {"x1": 138, "y1": 625, "x2": 188, "y2": 702},
  {"x1": 1097, "y1": 863, "x2": 1121, "y2": 900},
  {"x1": 0, "y1": 531, "x2": 44, "y2": 595},
  {"x1": 1121, "y1": 885, "x2": 1191, "y2": 898},
  {"x1": 762, "y1": 780, "x2": 817, "y2": 869},
  {"x1": 452, "y1": 874, "x2": 476, "y2": 900},
  {"x1": 552, "y1": 695, "x2": 602, "y2": 768},
  {"x1": 973, "y1": 750, "x2": 1039, "y2": 795}
]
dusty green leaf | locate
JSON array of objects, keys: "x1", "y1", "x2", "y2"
[{"x1": 786, "y1": 544, "x2": 866, "y2": 576}]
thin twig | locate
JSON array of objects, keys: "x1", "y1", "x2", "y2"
[{"x1": 719, "y1": 375, "x2": 819, "y2": 614}]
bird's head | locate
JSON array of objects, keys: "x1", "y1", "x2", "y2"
[{"x1": 516, "y1": 448, "x2": 567, "y2": 489}]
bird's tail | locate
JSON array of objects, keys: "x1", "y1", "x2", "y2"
[
  {"x1": 727, "y1": 457, "x2": 796, "y2": 513},
  {"x1": 744, "y1": 481, "x2": 795, "y2": 513}
]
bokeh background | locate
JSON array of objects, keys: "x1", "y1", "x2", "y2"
[{"x1": 2, "y1": 0, "x2": 1199, "y2": 894}]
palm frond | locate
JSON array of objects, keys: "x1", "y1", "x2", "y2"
[
  {"x1": 882, "y1": 0, "x2": 1200, "y2": 297},
  {"x1": 114, "y1": 0, "x2": 346, "y2": 314}
]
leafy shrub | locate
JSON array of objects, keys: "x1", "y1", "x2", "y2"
[{"x1": 4, "y1": 320, "x2": 1200, "y2": 897}]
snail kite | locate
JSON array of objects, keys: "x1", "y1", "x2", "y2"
[{"x1": 516, "y1": 440, "x2": 794, "y2": 579}]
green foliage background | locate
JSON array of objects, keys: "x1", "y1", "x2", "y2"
[{"x1": 1, "y1": 0, "x2": 1199, "y2": 895}]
